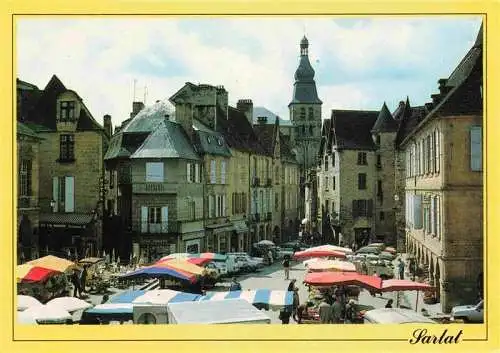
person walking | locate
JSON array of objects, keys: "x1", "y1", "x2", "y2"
[
  {"x1": 283, "y1": 257, "x2": 291, "y2": 280},
  {"x1": 292, "y1": 287, "x2": 300, "y2": 323},
  {"x1": 318, "y1": 298, "x2": 332, "y2": 324},
  {"x1": 287, "y1": 278, "x2": 297, "y2": 292},
  {"x1": 385, "y1": 299, "x2": 394, "y2": 308},
  {"x1": 229, "y1": 277, "x2": 242, "y2": 291},
  {"x1": 279, "y1": 308, "x2": 292, "y2": 324},
  {"x1": 70, "y1": 269, "x2": 82, "y2": 298},
  {"x1": 80, "y1": 265, "x2": 88, "y2": 295},
  {"x1": 398, "y1": 258, "x2": 405, "y2": 280},
  {"x1": 331, "y1": 296, "x2": 344, "y2": 323},
  {"x1": 344, "y1": 299, "x2": 356, "y2": 324}
]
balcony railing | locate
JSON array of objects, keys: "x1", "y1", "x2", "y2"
[
  {"x1": 18, "y1": 196, "x2": 37, "y2": 209},
  {"x1": 139, "y1": 221, "x2": 179, "y2": 234},
  {"x1": 133, "y1": 183, "x2": 179, "y2": 194}
]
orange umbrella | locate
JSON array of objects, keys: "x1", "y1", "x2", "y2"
[{"x1": 155, "y1": 259, "x2": 205, "y2": 276}]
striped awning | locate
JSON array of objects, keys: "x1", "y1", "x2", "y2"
[{"x1": 199, "y1": 290, "x2": 293, "y2": 311}]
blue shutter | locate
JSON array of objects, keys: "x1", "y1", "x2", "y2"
[
  {"x1": 470, "y1": 126, "x2": 482, "y2": 171},
  {"x1": 64, "y1": 176, "x2": 75, "y2": 212}
]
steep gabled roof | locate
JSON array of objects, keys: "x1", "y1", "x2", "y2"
[
  {"x1": 398, "y1": 23, "x2": 483, "y2": 147},
  {"x1": 26, "y1": 75, "x2": 66, "y2": 129},
  {"x1": 216, "y1": 106, "x2": 267, "y2": 155},
  {"x1": 318, "y1": 119, "x2": 331, "y2": 157},
  {"x1": 371, "y1": 102, "x2": 398, "y2": 133},
  {"x1": 131, "y1": 120, "x2": 201, "y2": 160},
  {"x1": 193, "y1": 129, "x2": 232, "y2": 157},
  {"x1": 331, "y1": 110, "x2": 379, "y2": 150},
  {"x1": 395, "y1": 98, "x2": 428, "y2": 147}
]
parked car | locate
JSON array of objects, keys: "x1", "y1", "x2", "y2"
[
  {"x1": 451, "y1": 300, "x2": 484, "y2": 323},
  {"x1": 205, "y1": 261, "x2": 228, "y2": 278},
  {"x1": 227, "y1": 253, "x2": 263, "y2": 273}
]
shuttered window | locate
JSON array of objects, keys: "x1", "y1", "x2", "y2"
[
  {"x1": 470, "y1": 126, "x2": 482, "y2": 171},
  {"x1": 413, "y1": 195, "x2": 423, "y2": 229}
]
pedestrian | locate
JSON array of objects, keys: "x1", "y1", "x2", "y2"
[
  {"x1": 292, "y1": 287, "x2": 300, "y2": 322},
  {"x1": 351, "y1": 241, "x2": 357, "y2": 253},
  {"x1": 279, "y1": 308, "x2": 292, "y2": 324},
  {"x1": 398, "y1": 258, "x2": 405, "y2": 280},
  {"x1": 385, "y1": 299, "x2": 394, "y2": 308},
  {"x1": 361, "y1": 260, "x2": 368, "y2": 275},
  {"x1": 268, "y1": 249, "x2": 274, "y2": 265},
  {"x1": 229, "y1": 277, "x2": 241, "y2": 291},
  {"x1": 318, "y1": 297, "x2": 332, "y2": 324},
  {"x1": 331, "y1": 296, "x2": 344, "y2": 323},
  {"x1": 344, "y1": 299, "x2": 356, "y2": 324},
  {"x1": 287, "y1": 278, "x2": 297, "y2": 292},
  {"x1": 283, "y1": 257, "x2": 291, "y2": 280},
  {"x1": 80, "y1": 265, "x2": 88, "y2": 295},
  {"x1": 70, "y1": 269, "x2": 82, "y2": 298}
]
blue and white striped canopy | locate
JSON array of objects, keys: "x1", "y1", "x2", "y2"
[
  {"x1": 199, "y1": 290, "x2": 293, "y2": 311},
  {"x1": 84, "y1": 289, "x2": 201, "y2": 315}
]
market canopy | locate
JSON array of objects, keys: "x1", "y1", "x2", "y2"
[
  {"x1": 159, "y1": 252, "x2": 227, "y2": 262},
  {"x1": 199, "y1": 289, "x2": 293, "y2": 311},
  {"x1": 304, "y1": 271, "x2": 382, "y2": 290},
  {"x1": 17, "y1": 295, "x2": 42, "y2": 311},
  {"x1": 119, "y1": 264, "x2": 196, "y2": 282},
  {"x1": 153, "y1": 259, "x2": 206, "y2": 276},
  {"x1": 294, "y1": 249, "x2": 347, "y2": 260},
  {"x1": 308, "y1": 244, "x2": 354, "y2": 255},
  {"x1": 28, "y1": 255, "x2": 77, "y2": 273},
  {"x1": 380, "y1": 279, "x2": 434, "y2": 292},
  {"x1": 306, "y1": 260, "x2": 357, "y2": 273},
  {"x1": 17, "y1": 264, "x2": 59, "y2": 283}
]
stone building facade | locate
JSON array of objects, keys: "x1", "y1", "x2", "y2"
[
  {"x1": 401, "y1": 26, "x2": 483, "y2": 312},
  {"x1": 17, "y1": 75, "x2": 108, "y2": 258}
]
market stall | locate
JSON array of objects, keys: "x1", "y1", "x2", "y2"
[
  {"x1": 306, "y1": 260, "x2": 357, "y2": 273},
  {"x1": 198, "y1": 289, "x2": 293, "y2": 311}
]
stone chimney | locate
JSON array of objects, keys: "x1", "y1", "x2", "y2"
[
  {"x1": 431, "y1": 93, "x2": 441, "y2": 105},
  {"x1": 130, "y1": 101, "x2": 145, "y2": 119},
  {"x1": 237, "y1": 99, "x2": 253, "y2": 124},
  {"x1": 438, "y1": 78, "x2": 451, "y2": 96},
  {"x1": 257, "y1": 116, "x2": 268, "y2": 125},
  {"x1": 103, "y1": 114, "x2": 113, "y2": 137}
]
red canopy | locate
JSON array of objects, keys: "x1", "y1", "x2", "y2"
[
  {"x1": 186, "y1": 257, "x2": 212, "y2": 266},
  {"x1": 304, "y1": 271, "x2": 382, "y2": 290},
  {"x1": 293, "y1": 250, "x2": 346, "y2": 260},
  {"x1": 380, "y1": 279, "x2": 433, "y2": 292}
]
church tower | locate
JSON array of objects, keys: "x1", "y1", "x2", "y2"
[
  {"x1": 289, "y1": 36, "x2": 323, "y2": 224},
  {"x1": 289, "y1": 36, "x2": 323, "y2": 171}
]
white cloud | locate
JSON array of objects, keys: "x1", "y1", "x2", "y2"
[{"x1": 16, "y1": 17, "x2": 481, "y2": 128}]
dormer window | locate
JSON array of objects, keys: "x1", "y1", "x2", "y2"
[{"x1": 60, "y1": 101, "x2": 76, "y2": 122}]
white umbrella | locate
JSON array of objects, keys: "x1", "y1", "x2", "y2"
[
  {"x1": 309, "y1": 244, "x2": 354, "y2": 255},
  {"x1": 17, "y1": 295, "x2": 42, "y2": 311},
  {"x1": 22, "y1": 305, "x2": 72, "y2": 323},
  {"x1": 46, "y1": 297, "x2": 93, "y2": 313},
  {"x1": 257, "y1": 240, "x2": 275, "y2": 246},
  {"x1": 17, "y1": 310, "x2": 39, "y2": 324}
]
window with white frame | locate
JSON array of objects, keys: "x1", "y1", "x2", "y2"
[
  {"x1": 146, "y1": 162, "x2": 164, "y2": 182},
  {"x1": 210, "y1": 160, "x2": 217, "y2": 183},
  {"x1": 470, "y1": 126, "x2": 482, "y2": 171},
  {"x1": 434, "y1": 129, "x2": 440, "y2": 173},
  {"x1": 221, "y1": 160, "x2": 226, "y2": 184},
  {"x1": 187, "y1": 162, "x2": 196, "y2": 183},
  {"x1": 140, "y1": 206, "x2": 168, "y2": 233}
]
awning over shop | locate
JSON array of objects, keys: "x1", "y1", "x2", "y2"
[
  {"x1": 39, "y1": 213, "x2": 94, "y2": 226},
  {"x1": 233, "y1": 220, "x2": 249, "y2": 234},
  {"x1": 206, "y1": 224, "x2": 235, "y2": 235}
]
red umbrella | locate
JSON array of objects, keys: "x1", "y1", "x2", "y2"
[
  {"x1": 304, "y1": 271, "x2": 382, "y2": 291},
  {"x1": 380, "y1": 279, "x2": 433, "y2": 292},
  {"x1": 293, "y1": 249, "x2": 346, "y2": 260},
  {"x1": 157, "y1": 257, "x2": 211, "y2": 267}
]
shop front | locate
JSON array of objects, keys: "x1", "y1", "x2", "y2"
[
  {"x1": 138, "y1": 236, "x2": 178, "y2": 263},
  {"x1": 182, "y1": 231, "x2": 205, "y2": 254},
  {"x1": 233, "y1": 220, "x2": 249, "y2": 252},
  {"x1": 205, "y1": 224, "x2": 234, "y2": 254}
]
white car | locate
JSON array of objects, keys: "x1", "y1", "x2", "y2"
[
  {"x1": 205, "y1": 261, "x2": 228, "y2": 277},
  {"x1": 228, "y1": 253, "x2": 263, "y2": 272},
  {"x1": 451, "y1": 300, "x2": 484, "y2": 323}
]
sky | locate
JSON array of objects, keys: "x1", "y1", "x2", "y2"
[{"x1": 17, "y1": 16, "x2": 482, "y2": 127}]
